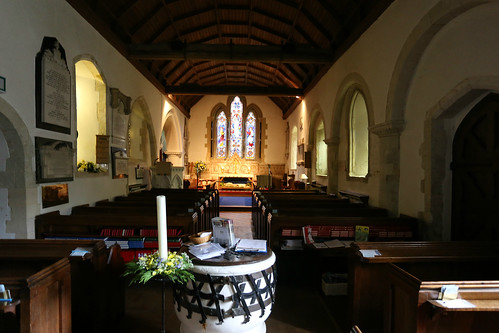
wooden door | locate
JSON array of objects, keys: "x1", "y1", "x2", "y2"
[{"x1": 452, "y1": 93, "x2": 499, "y2": 240}]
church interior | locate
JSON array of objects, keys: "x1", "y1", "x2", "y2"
[{"x1": 2, "y1": 0, "x2": 499, "y2": 332}]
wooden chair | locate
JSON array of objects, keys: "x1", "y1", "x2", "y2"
[{"x1": 350, "y1": 325, "x2": 362, "y2": 333}]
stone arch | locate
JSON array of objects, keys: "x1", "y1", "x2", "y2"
[
  {"x1": 422, "y1": 78, "x2": 499, "y2": 240},
  {"x1": 329, "y1": 73, "x2": 374, "y2": 194},
  {"x1": 307, "y1": 105, "x2": 327, "y2": 181},
  {"x1": 74, "y1": 55, "x2": 108, "y2": 164},
  {"x1": 386, "y1": 0, "x2": 490, "y2": 123},
  {"x1": 162, "y1": 108, "x2": 183, "y2": 166},
  {"x1": 128, "y1": 96, "x2": 157, "y2": 167},
  {"x1": 172, "y1": 174, "x2": 182, "y2": 189},
  {"x1": 0, "y1": 97, "x2": 36, "y2": 238}
]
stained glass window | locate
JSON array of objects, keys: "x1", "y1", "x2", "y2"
[
  {"x1": 214, "y1": 96, "x2": 261, "y2": 160},
  {"x1": 230, "y1": 96, "x2": 243, "y2": 157},
  {"x1": 216, "y1": 111, "x2": 227, "y2": 158},
  {"x1": 245, "y1": 112, "x2": 256, "y2": 159}
]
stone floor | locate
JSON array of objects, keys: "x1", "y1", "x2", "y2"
[{"x1": 118, "y1": 210, "x2": 345, "y2": 333}]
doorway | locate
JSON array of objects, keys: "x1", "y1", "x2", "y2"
[{"x1": 452, "y1": 93, "x2": 499, "y2": 240}]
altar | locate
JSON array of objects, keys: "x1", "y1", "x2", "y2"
[{"x1": 173, "y1": 248, "x2": 276, "y2": 333}]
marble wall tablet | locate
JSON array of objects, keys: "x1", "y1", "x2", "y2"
[{"x1": 35, "y1": 36, "x2": 71, "y2": 134}]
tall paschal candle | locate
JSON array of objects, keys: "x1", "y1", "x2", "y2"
[{"x1": 156, "y1": 195, "x2": 168, "y2": 258}]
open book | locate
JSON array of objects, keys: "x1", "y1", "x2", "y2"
[{"x1": 235, "y1": 239, "x2": 267, "y2": 253}]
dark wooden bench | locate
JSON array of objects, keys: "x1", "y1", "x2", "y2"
[
  {"x1": 348, "y1": 241, "x2": 499, "y2": 333},
  {"x1": 268, "y1": 215, "x2": 418, "y2": 249},
  {"x1": 0, "y1": 239, "x2": 123, "y2": 333}
]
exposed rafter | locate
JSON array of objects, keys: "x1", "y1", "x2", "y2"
[
  {"x1": 164, "y1": 84, "x2": 304, "y2": 97},
  {"x1": 129, "y1": 42, "x2": 334, "y2": 64},
  {"x1": 66, "y1": 0, "x2": 393, "y2": 117}
]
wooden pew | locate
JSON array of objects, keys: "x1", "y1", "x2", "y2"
[
  {"x1": 269, "y1": 215, "x2": 418, "y2": 250},
  {"x1": 384, "y1": 264, "x2": 499, "y2": 333},
  {"x1": 348, "y1": 241, "x2": 499, "y2": 333},
  {"x1": 0, "y1": 258, "x2": 71, "y2": 333},
  {"x1": 252, "y1": 191, "x2": 376, "y2": 239},
  {"x1": 0, "y1": 239, "x2": 123, "y2": 333}
]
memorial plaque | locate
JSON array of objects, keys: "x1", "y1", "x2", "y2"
[
  {"x1": 96, "y1": 135, "x2": 110, "y2": 164},
  {"x1": 35, "y1": 137, "x2": 74, "y2": 183},
  {"x1": 36, "y1": 37, "x2": 71, "y2": 134}
]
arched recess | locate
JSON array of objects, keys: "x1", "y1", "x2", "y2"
[
  {"x1": 307, "y1": 106, "x2": 327, "y2": 183},
  {"x1": 380, "y1": 0, "x2": 492, "y2": 217},
  {"x1": 74, "y1": 55, "x2": 107, "y2": 170},
  {"x1": 330, "y1": 73, "x2": 374, "y2": 194},
  {"x1": 451, "y1": 93, "x2": 499, "y2": 241},
  {"x1": 422, "y1": 79, "x2": 499, "y2": 240},
  {"x1": 0, "y1": 97, "x2": 36, "y2": 238},
  {"x1": 128, "y1": 97, "x2": 157, "y2": 180},
  {"x1": 386, "y1": 0, "x2": 490, "y2": 124},
  {"x1": 162, "y1": 108, "x2": 183, "y2": 166}
]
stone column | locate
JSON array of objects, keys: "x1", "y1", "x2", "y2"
[
  {"x1": 370, "y1": 120, "x2": 404, "y2": 216},
  {"x1": 324, "y1": 137, "x2": 340, "y2": 195}
]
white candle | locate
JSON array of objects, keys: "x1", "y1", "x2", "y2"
[{"x1": 156, "y1": 195, "x2": 168, "y2": 258}]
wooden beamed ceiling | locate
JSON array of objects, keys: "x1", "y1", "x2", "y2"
[{"x1": 66, "y1": 0, "x2": 394, "y2": 118}]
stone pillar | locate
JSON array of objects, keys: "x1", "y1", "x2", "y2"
[
  {"x1": 370, "y1": 120, "x2": 404, "y2": 216},
  {"x1": 324, "y1": 137, "x2": 340, "y2": 195}
]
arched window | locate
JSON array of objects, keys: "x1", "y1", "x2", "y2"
[
  {"x1": 290, "y1": 126, "x2": 298, "y2": 169},
  {"x1": 315, "y1": 121, "x2": 327, "y2": 176},
  {"x1": 349, "y1": 90, "x2": 369, "y2": 178},
  {"x1": 229, "y1": 96, "x2": 243, "y2": 157},
  {"x1": 211, "y1": 96, "x2": 263, "y2": 161},
  {"x1": 75, "y1": 59, "x2": 107, "y2": 171},
  {"x1": 245, "y1": 112, "x2": 256, "y2": 159},
  {"x1": 216, "y1": 111, "x2": 227, "y2": 158}
]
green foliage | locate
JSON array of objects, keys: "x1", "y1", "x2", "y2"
[
  {"x1": 194, "y1": 161, "x2": 207, "y2": 173},
  {"x1": 123, "y1": 251, "x2": 194, "y2": 285},
  {"x1": 77, "y1": 160, "x2": 103, "y2": 173}
]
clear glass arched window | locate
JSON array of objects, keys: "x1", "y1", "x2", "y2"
[
  {"x1": 349, "y1": 90, "x2": 369, "y2": 177},
  {"x1": 315, "y1": 121, "x2": 327, "y2": 176},
  {"x1": 75, "y1": 59, "x2": 107, "y2": 171},
  {"x1": 290, "y1": 126, "x2": 298, "y2": 169}
]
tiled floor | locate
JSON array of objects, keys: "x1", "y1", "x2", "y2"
[{"x1": 119, "y1": 209, "x2": 344, "y2": 333}]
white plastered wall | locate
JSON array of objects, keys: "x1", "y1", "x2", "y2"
[
  {"x1": 0, "y1": 0, "x2": 181, "y2": 237},
  {"x1": 188, "y1": 95, "x2": 286, "y2": 165}
]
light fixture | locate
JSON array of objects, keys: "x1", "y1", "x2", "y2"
[{"x1": 300, "y1": 174, "x2": 308, "y2": 180}]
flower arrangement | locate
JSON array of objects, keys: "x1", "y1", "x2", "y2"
[
  {"x1": 123, "y1": 251, "x2": 194, "y2": 285},
  {"x1": 194, "y1": 160, "x2": 207, "y2": 173},
  {"x1": 77, "y1": 160, "x2": 103, "y2": 173}
]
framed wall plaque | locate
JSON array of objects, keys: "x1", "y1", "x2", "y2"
[
  {"x1": 35, "y1": 137, "x2": 74, "y2": 183},
  {"x1": 42, "y1": 184, "x2": 69, "y2": 208},
  {"x1": 111, "y1": 147, "x2": 128, "y2": 179},
  {"x1": 35, "y1": 37, "x2": 71, "y2": 134}
]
